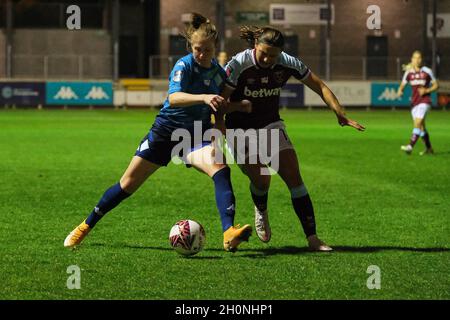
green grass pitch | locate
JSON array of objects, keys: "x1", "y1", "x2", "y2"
[{"x1": 0, "y1": 108, "x2": 448, "y2": 300}]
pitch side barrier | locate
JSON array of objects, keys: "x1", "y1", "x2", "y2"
[
  {"x1": 117, "y1": 79, "x2": 445, "y2": 110},
  {"x1": 0, "y1": 80, "x2": 113, "y2": 109},
  {"x1": 0, "y1": 79, "x2": 447, "y2": 109},
  {"x1": 114, "y1": 78, "x2": 167, "y2": 108}
]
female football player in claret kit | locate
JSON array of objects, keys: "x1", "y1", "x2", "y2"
[
  {"x1": 64, "y1": 13, "x2": 252, "y2": 253},
  {"x1": 397, "y1": 50, "x2": 439, "y2": 155},
  {"x1": 221, "y1": 26, "x2": 365, "y2": 251}
]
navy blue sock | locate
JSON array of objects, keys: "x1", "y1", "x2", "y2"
[
  {"x1": 250, "y1": 183, "x2": 268, "y2": 211},
  {"x1": 290, "y1": 184, "x2": 317, "y2": 238},
  {"x1": 85, "y1": 183, "x2": 131, "y2": 228},
  {"x1": 212, "y1": 167, "x2": 235, "y2": 232}
]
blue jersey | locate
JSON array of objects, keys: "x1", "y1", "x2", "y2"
[{"x1": 153, "y1": 54, "x2": 227, "y2": 137}]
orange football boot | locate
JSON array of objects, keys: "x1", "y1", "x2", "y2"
[
  {"x1": 223, "y1": 224, "x2": 252, "y2": 252},
  {"x1": 64, "y1": 220, "x2": 91, "y2": 248}
]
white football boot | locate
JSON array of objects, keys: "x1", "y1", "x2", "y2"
[
  {"x1": 254, "y1": 206, "x2": 271, "y2": 243},
  {"x1": 307, "y1": 235, "x2": 333, "y2": 252}
]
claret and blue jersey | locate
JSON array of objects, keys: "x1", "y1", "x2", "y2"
[
  {"x1": 224, "y1": 49, "x2": 310, "y2": 130},
  {"x1": 401, "y1": 66, "x2": 435, "y2": 107}
]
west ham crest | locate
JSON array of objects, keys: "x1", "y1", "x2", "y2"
[{"x1": 274, "y1": 71, "x2": 284, "y2": 84}]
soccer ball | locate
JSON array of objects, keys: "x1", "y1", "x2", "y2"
[{"x1": 169, "y1": 220, "x2": 206, "y2": 256}]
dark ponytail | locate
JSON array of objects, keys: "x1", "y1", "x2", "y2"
[
  {"x1": 239, "y1": 26, "x2": 284, "y2": 49},
  {"x1": 191, "y1": 12, "x2": 208, "y2": 29}
]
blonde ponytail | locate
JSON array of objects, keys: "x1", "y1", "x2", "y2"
[{"x1": 180, "y1": 13, "x2": 218, "y2": 49}]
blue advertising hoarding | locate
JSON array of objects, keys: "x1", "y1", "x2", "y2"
[
  {"x1": 280, "y1": 83, "x2": 304, "y2": 108},
  {"x1": 46, "y1": 82, "x2": 113, "y2": 105},
  {"x1": 371, "y1": 82, "x2": 437, "y2": 107},
  {"x1": 0, "y1": 82, "x2": 46, "y2": 105}
]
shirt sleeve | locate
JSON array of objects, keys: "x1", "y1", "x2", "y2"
[
  {"x1": 291, "y1": 59, "x2": 310, "y2": 81},
  {"x1": 224, "y1": 58, "x2": 242, "y2": 88},
  {"x1": 279, "y1": 52, "x2": 310, "y2": 81},
  {"x1": 424, "y1": 67, "x2": 436, "y2": 82},
  {"x1": 168, "y1": 60, "x2": 191, "y2": 94}
]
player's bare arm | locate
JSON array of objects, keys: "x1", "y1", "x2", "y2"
[
  {"x1": 169, "y1": 92, "x2": 226, "y2": 112},
  {"x1": 302, "y1": 72, "x2": 365, "y2": 131},
  {"x1": 397, "y1": 82, "x2": 406, "y2": 97},
  {"x1": 418, "y1": 80, "x2": 439, "y2": 96},
  {"x1": 227, "y1": 99, "x2": 252, "y2": 113},
  {"x1": 219, "y1": 84, "x2": 252, "y2": 114}
]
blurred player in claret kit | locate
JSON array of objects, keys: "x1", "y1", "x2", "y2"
[{"x1": 398, "y1": 51, "x2": 439, "y2": 155}]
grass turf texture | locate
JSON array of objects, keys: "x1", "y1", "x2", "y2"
[{"x1": 0, "y1": 109, "x2": 448, "y2": 300}]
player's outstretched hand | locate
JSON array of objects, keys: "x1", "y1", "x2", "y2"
[
  {"x1": 203, "y1": 94, "x2": 226, "y2": 112},
  {"x1": 337, "y1": 114, "x2": 365, "y2": 131}
]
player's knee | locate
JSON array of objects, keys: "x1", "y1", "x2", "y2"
[{"x1": 119, "y1": 177, "x2": 139, "y2": 194}]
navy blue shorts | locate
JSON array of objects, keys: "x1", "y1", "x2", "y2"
[{"x1": 135, "y1": 129, "x2": 211, "y2": 167}]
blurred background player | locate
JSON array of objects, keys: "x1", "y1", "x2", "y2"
[
  {"x1": 398, "y1": 51, "x2": 439, "y2": 155},
  {"x1": 221, "y1": 26, "x2": 365, "y2": 251},
  {"x1": 64, "y1": 13, "x2": 252, "y2": 252},
  {"x1": 217, "y1": 51, "x2": 229, "y2": 68}
]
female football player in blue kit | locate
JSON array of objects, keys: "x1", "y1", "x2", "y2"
[
  {"x1": 64, "y1": 13, "x2": 252, "y2": 252},
  {"x1": 221, "y1": 26, "x2": 365, "y2": 251}
]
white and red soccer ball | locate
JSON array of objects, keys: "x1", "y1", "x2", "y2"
[{"x1": 169, "y1": 220, "x2": 206, "y2": 256}]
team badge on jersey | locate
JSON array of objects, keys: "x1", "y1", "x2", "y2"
[
  {"x1": 261, "y1": 77, "x2": 269, "y2": 84},
  {"x1": 203, "y1": 79, "x2": 211, "y2": 86},
  {"x1": 173, "y1": 70, "x2": 182, "y2": 82},
  {"x1": 274, "y1": 71, "x2": 285, "y2": 84}
]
